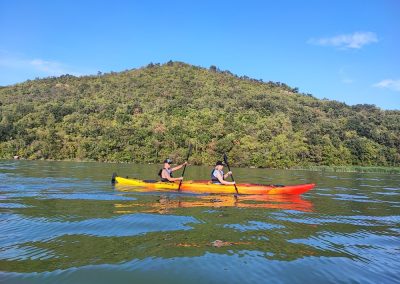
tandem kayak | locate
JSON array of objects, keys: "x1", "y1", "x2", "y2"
[{"x1": 112, "y1": 174, "x2": 315, "y2": 195}]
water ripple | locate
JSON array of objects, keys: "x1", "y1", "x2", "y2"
[
  {"x1": 0, "y1": 213, "x2": 199, "y2": 250},
  {"x1": 1, "y1": 161, "x2": 399, "y2": 283}
]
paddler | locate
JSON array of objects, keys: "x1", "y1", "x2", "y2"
[
  {"x1": 158, "y1": 158, "x2": 187, "y2": 182},
  {"x1": 211, "y1": 161, "x2": 236, "y2": 185}
]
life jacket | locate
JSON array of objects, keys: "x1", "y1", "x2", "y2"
[
  {"x1": 158, "y1": 168, "x2": 173, "y2": 182},
  {"x1": 210, "y1": 169, "x2": 224, "y2": 184}
]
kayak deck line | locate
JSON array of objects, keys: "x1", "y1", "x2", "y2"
[{"x1": 112, "y1": 174, "x2": 315, "y2": 195}]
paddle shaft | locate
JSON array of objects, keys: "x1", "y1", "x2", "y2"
[
  {"x1": 178, "y1": 144, "x2": 192, "y2": 191},
  {"x1": 224, "y1": 154, "x2": 239, "y2": 194}
]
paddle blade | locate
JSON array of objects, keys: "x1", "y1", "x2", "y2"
[
  {"x1": 187, "y1": 144, "x2": 193, "y2": 159},
  {"x1": 223, "y1": 153, "x2": 228, "y2": 165}
]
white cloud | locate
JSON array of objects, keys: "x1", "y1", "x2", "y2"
[
  {"x1": 308, "y1": 32, "x2": 378, "y2": 49},
  {"x1": 342, "y1": 78, "x2": 354, "y2": 84},
  {"x1": 373, "y1": 79, "x2": 400, "y2": 92},
  {"x1": 29, "y1": 59, "x2": 70, "y2": 75},
  {"x1": 339, "y1": 68, "x2": 354, "y2": 84},
  {"x1": 0, "y1": 51, "x2": 81, "y2": 77}
]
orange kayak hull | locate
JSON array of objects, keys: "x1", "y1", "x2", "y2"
[{"x1": 114, "y1": 176, "x2": 315, "y2": 195}]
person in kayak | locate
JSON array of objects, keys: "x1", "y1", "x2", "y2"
[
  {"x1": 211, "y1": 161, "x2": 235, "y2": 185},
  {"x1": 158, "y1": 158, "x2": 187, "y2": 182}
]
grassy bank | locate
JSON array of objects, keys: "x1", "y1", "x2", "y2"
[{"x1": 291, "y1": 165, "x2": 400, "y2": 174}]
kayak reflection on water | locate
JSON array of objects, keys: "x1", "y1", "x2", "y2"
[{"x1": 113, "y1": 193, "x2": 313, "y2": 214}]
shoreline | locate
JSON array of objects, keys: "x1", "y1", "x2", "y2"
[
  {"x1": 3, "y1": 158, "x2": 400, "y2": 174},
  {"x1": 290, "y1": 165, "x2": 400, "y2": 174}
]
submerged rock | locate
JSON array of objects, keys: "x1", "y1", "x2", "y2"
[{"x1": 211, "y1": 240, "x2": 232, "y2": 247}]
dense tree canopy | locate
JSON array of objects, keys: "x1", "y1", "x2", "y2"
[{"x1": 0, "y1": 62, "x2": 399, "y2": 167}]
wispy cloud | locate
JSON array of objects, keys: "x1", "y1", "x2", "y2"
[
  {"x1": 308, "y1": 32, "x2": 378, "y2": 49},
  {"x1": 339, "y1": 68, "x2": 354, "y2": 84},
  {"x1": 342, "y1": 78, "x2": 354, "y2": 84},
  {"x1": 28, "y1": 59, "x2": 72, "y2": 75},
  {"x1": 0, "y1": 51, "x2": 81, "y2": 77},
  {"x1": 373, "y1": 79, "x2": 400, "y2": 92}
]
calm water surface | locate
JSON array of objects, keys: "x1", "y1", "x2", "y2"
[{"x1": 0, "y1": 161, "x2": 399, "y2": 283}]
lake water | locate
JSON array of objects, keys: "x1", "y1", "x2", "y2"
[{"x1": 0, "y1": 160, "x2": 399, "y2": 283}]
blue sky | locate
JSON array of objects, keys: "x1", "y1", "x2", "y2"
[{"x1": 1, "y1": 0, "x2": 399, "y2": 109}]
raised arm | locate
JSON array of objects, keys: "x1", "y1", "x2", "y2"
[{"x1": 171, "y1": 162, "x2": 188, "y2": 172}]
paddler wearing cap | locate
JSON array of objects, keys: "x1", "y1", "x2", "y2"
[
  {"x1": 210, "y1": 161, "x2": 235, "y2": 185},
  {"x1": 158, "y1": 158, "x2": 188, "y2": 182}
]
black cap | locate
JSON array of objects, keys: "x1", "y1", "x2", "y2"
[
  {"x1": 163, "y1": 158, "x2": 172, "y2": 164},
  {"x1": 215, "y1": 161, "x2": 224, "y2": 166}
]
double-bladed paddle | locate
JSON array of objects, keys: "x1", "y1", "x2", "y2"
[
  {"x1": 223, "y1": 153, "x2": 239, "y2": 194},
  {"x1": 178, "y1": 144, "x2": 192, "y2": 191}
]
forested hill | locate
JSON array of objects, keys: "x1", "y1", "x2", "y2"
[{"x1": 0, "y1": 61, "x2": 399, "y2": 167}]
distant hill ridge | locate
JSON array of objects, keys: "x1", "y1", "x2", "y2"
[{"x1": 0, "y1": 61, "x2": 399, "y2": 167}]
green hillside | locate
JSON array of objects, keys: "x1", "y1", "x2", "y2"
[{"x1": 1, "y1": 61, "x2": 399, "y2": 167}]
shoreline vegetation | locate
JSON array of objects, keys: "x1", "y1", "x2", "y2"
[
  {"x1": 1, "y1": 61, "x2": 399, "y2": 168},
  {"x1": 291, "y1": 165, "x2": 400, "y2": 174},
  {"x1": 4, "y1": 158, "x2": 400, "y2": 174}
]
